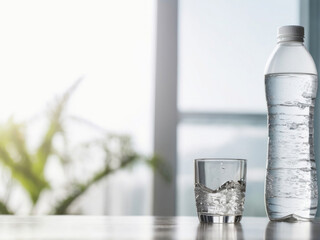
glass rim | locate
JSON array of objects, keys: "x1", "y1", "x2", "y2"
[{"x1": 194, "y1": 158, "x2": 247, "y2": 162}]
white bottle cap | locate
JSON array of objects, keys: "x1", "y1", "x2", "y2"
[{"x1": 277, "y1": 25, "x2": 304, "y2": 43}]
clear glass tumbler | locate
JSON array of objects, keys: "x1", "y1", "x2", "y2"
[{"x1": 194, "y1": 158, "x2": 247, "y2": 223}]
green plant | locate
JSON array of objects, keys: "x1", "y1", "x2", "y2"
[{"x1": 0, "y1": 80, "x2": 169, "y2": 214}]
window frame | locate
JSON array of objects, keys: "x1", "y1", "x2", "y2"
[
  {"x1": 308, "y1": 0, "x2": 320, "y2": 217},
  {"x1": 153, "y1": 0, "x2": 319, "y2": 216}
]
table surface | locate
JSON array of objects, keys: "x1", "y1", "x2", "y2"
[{"x1": 0, "y1": 216, "x2": 319, "y2": 239}]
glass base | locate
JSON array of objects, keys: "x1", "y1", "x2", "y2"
[{"x1": 198, "y1": 213, "x2": 242, "y2": 223}]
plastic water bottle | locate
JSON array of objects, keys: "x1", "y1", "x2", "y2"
[{"x1": 264, "y1": 25, "x2": 318, "y2": 221}]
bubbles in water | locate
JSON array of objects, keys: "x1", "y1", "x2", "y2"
[
  {"x1": 286, "y1": 122, "x2": 298, "y2": 130},
  {"x1": 265, "y1": 73, "x2": 318, "y2": 220},
  {"x1": 195, "y1": 180, "x2": 246, "y2": 216}
]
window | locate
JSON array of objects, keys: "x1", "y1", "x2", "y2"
[
  {"x1": 0, "y1": 0, "x2": 156, "y2": 215},
  {"x1": 177, "y1": 0, "x2": 301, "y2": 216},
  {"x1": 152, "y1": 0, "x2": 311, "y2": 216}
]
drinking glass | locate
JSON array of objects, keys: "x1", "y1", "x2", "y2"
[{"x1": 194, "y1": 158, "x2": 247, "y2": 223}]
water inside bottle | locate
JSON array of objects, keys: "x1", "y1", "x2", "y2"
[{"x1": 265, "y1": 73, "x2": 318, "y2": 221}]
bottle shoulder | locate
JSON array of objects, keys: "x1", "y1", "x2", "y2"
[{"x1": 264, "y1": 44, "x2": 317, "y2": 75}]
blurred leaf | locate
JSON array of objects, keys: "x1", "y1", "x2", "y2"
[
  {"x1": 0, "y1": 79, "x2": 82, "y2": 204},
  {"x1": 0, "y1": 121, "x2": 49, "y2": 203},
  {"x1": 146, "y1": 155, "x2": 172, "y2": 183},
  {"x1": 0, "y1": 200, "x2": 13, "y2": 214},
  {"x1": 34, "y1": 78, "x2": 82, "y2": 174},
  {"x1": 52, "y1": 152, "x2": 140, "y2": 214},
  {"x1": 52, "y1": 133, "x2": 167, "y2": 214},
  {"x1": 0, "y1": 78, "x2": 168, "y2": 215}
]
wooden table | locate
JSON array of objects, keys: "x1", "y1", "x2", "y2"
[{"x1": 0, "y1": 216, "x2": 319, "y2": 239}]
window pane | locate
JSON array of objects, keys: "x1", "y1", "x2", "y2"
[
  {"x1": 178, "y1": 0, "x2": 300, "y2": 113},
  {"x1": 177, "y1": 123, "x2": 267, "y2": 216},
  {"x1": 0, "y1": 0, "x2": 155, "y2": 215}
]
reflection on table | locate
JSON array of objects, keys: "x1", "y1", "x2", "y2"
[{"x1": 196, "y1": 223, "x2": 243, "y2": 240}]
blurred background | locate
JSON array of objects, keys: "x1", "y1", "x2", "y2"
[{"x1": 0, "y1": 0, "x2": 319, "y2": 216}]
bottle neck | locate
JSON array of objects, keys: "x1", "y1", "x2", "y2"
[
  {"x1": 277, "y1": 36, "x2": 304, "y2": 44},
  {"x1": 277, "y1": 41, "x2": 304, "y2": 46}
]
